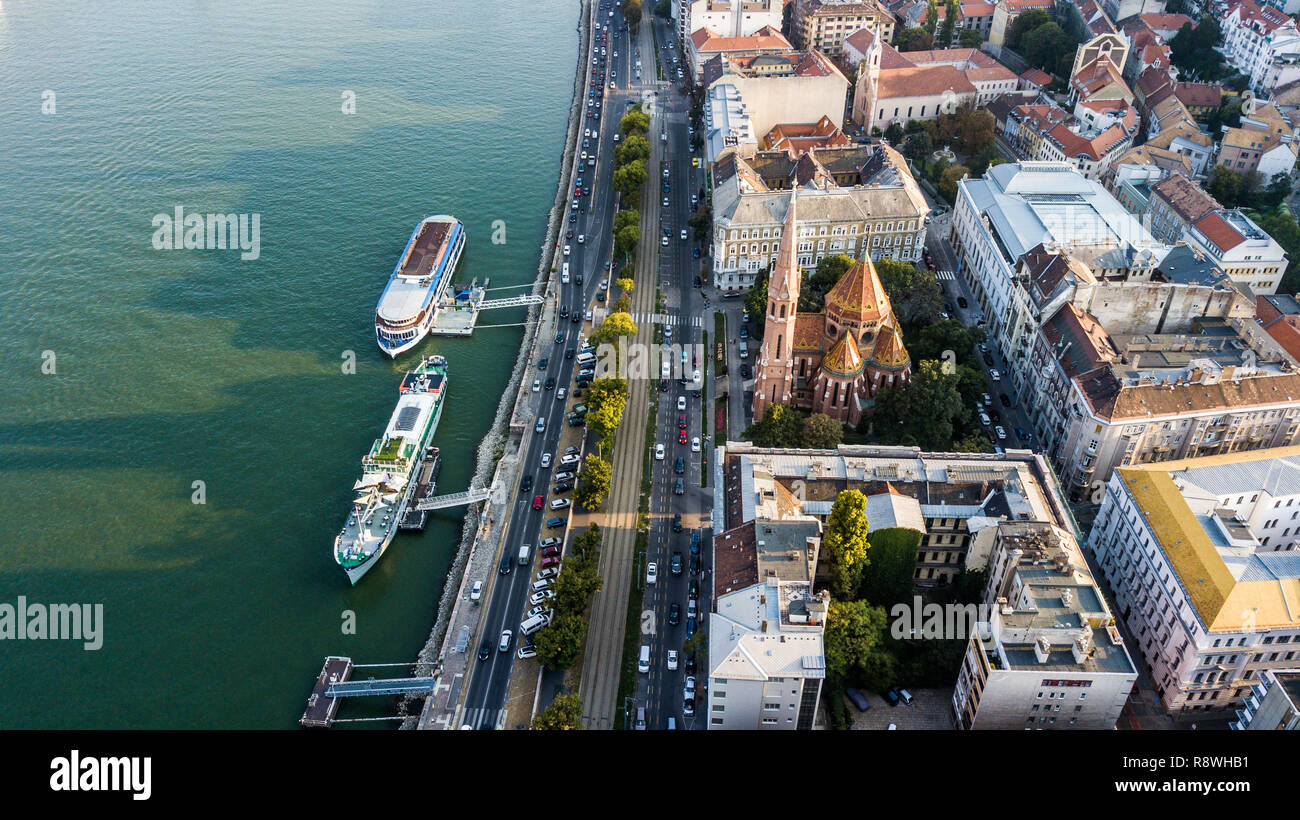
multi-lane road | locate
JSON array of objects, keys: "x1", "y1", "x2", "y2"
[{"x1": 459, "y1": 0, "x2": 637, "y2": 730}]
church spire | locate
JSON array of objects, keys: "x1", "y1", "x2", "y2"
[{"x1": 768, "y1": 187, "x2": 799, "y2": 303}]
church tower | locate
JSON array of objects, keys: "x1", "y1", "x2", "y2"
[
  {"x1": 989, "y1": 0, "x2": 1010, "y2": 50},
  {"x1": 753, "y1": 188, "x2": 801, "y2": 419}
]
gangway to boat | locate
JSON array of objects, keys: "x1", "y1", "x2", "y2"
[
  {"x1": 476, "y1": 294, "x2": 545, "y2": 310},
  {"x1": 301, "y1": 657, "x2": 440, "y2": 728},
  {"x1": 413, "y1": 487, "x2": 490, "y2": 511}
]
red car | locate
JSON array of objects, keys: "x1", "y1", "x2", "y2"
[
  {"x1": 532, "y1": 495, "x2": 544, "y2": 511},
  {"x1": 678, "y1": 429, "x2": 688, "y2": 445},
  {"x1": 542, "y1": 545, "x2": 562, "y2": 557},
  {"x1": 541, "y1": 556, "x2": 561, "y2": 569},
  {"x1": 678, "y1": 414, "x2": 687, "y2": 430}
]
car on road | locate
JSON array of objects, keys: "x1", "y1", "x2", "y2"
[
  {"x1": 981, "y1": 392, "x2": 992, "y2": 406},
  {"x1": 683, "y1": 697, "x2": 695, "y2": 716},
  {"x1": 884, "y1": 687, "x2": 900, "y2": 706},
  {"x1": 994, "y1": 425, "x2": 1007, "y2": 440},
  {"x1": 498, "y1": 629, "x2": 513, "y2": 652},
  {"x1": 689, "y1": 556, "x2": 700, "y2": 576},
  {"x1": 677, "y1": 395, "x2": 686, "y2": 411},
  {"x1": 478, "y1": 639, "x2": 492, "y2": 661},
  {"x1": 646, "y1": 562, "x2": 658, "y2": 585},
  {"x1": 989, "y1": 369, "x2": 1001, "y2": 381},
  {"x1": 999, "y1": 393, "x2": 1012, "y2": 408},
  {"x1": 545, "y1": 517, "x2": 566, "y2": 529},
  {"x1": 538, "y1": 356, "x2": 548, "y2": 370},
  {"x1": 684, "y1": 675, "x2": 696, "y2": 700},
  {"x1": 685, "y1": 616, "x2": 696, "y2": 639},
  {"x1": 661, "y1": 234, "x2": 668, "y2": 246},
  {"x1": 673, "y1": 478, "x2": 684, "y2": 495},
  {"x1": 692, "y1": 247, "x2": 700, "y2": 258},
  {"x1": 740, "y1": 363, "x2": 751, "y2": 379},
  {"x1": 691, "y1": 437, "x2": 700, "y2": 452},
  {"x1": 532, "y1": 494, "x2": 544, "y2": 511},
  {"x1": 982, "y1": 351, "x2": 994, "y2": 366},
  {"x1": 577, "y1": 234, "x2": 585, "y2": 244},
  {"x1": 662, "y1": 197, "x2": 669, "y2": 207},
  {"x1": 978, "y1": 410, "x2": 991, "y2": 427},
  {"x1": 531, "y1": 379, "x2": 540, "y2": 393},
  {"x1": 674, "y1": 456, "x2": 685, "y2": 475},
  {"x1": 544, "y1": 377, "x2": 555, "y2": 390},
  {"x1": 655, "y1": 443, "x2": 665, "y2": 460},
  {"x1": 678, "y1": 429, "x2": 688, "y2": 445},
  {"x1": 678, "y1": 413, "x2": 687, "y2": 430},
  {"x1": 540, "y1": 452, "x2": 551, "y2": 468},
  {"x1": 672, "y1": 513, "x2": 682, "y2": 533},
  {"x1": 680, "y1": 229, "x2": 687, "y2": 240},
  {"x1": 563, "y1": 244, "x2": 571, "y2": 256},
  {"x1": 556, "y1": 387, "x2": 567, "y2": 402},
  {"x1": 555, "y1": 333, "x2": 565, "y2": 345},
  {"x1": 668, "y1": 602, "x2": 681, "y2": 626},
  {"x1": 957, "y1": 296, "x2": 968, "y2": 309},
  {"x1": 666, "y1": 649, "x2": 678, "y2": 670},
  {"x1": 738, "y1": 325, "x2": 748, "y2": 339},
  {"x1": 470, "y1": 580, "x2": 483, "y2": 602},
  {"x1": 671, "y1": 551, "x2": 683, "y2": 575},
  {"x1": 519, "y1": 475, "x2": 532, "y2": 494}
]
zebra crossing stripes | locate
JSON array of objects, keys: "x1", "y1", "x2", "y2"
[
  {"x1": 934, "y1": 270, "x2": 957, "y2": 281},
  {"x1": 631, "y1": 312, "x2": 703, "y2": 328}
]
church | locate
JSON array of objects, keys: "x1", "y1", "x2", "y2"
[{"x1": 753, "y1": 188, "x2": 912, "y2": 429}]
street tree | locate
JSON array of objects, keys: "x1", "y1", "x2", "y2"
[
  {"x1": 822, "y1": 489, "x2": 871, "y2": 600},
  {"x1": 531, "y1": 692, "x2": 584, "y2": 730},
  {"x1": 575, "y1": 455, "x2": 613, "y2": 509},
  {"x1": 588, "y1": 312, "x2": 638, "y2": 347},
  {"x1": 534, "y1": 611, "x2": 586, "y2": 670},
  {"x1": 824, "y1": 600, "x2": 895, "y2": 689}
]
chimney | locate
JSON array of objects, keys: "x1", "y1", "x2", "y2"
[
  {"x1": 1034, "y1": 636, "x2": 1051, "y2": 664},
  {"x1": 1072, "y1": 633, "x2": 1092, "y2": 664}
]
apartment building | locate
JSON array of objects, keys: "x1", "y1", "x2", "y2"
[
  {"x1": 710, "y1": 142, "x2": 928, "y2": 291},
  {"x1": 1257, "y1": 293, "x2": 1300, "y2": 363},
  {"x1": 1089, "y1": 449, "x2": 1300, "y2": 715},
  {"x1": 1232, "y1": 667, "x2": 1300, "y2": 729},
  {"x1": 1215, "y1": 100, "x2": 1298, "y2": 182},
  {"x1": 952, "y1": 521, "x2": 1138, "y2": 729},
  {"x1": 677, "y1": 0, "x2": 785, "y2": 41},
  {"x1": 713, "y1": 442, "x2": 1078, "y2": 591},
  {"x1": 790, "y1": 0, "x2": 895, "y2": 56},
  {"x1": 705, "y1": 83, "x2": 759, "y2": 166},
  {"x1": 1220, "y1": 0, "x2": 1300, "y2": 95},
  {"x1": 687, "y1": 24, "x2": 793, "y2": 83},
  {"x1": 1185, "y1": 208, "x2": 1289, "y2": 295}
]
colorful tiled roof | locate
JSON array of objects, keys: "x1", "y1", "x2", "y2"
[
  {"x1": 869, "y1": 321, "x2": 910, "y2": 369},
  {"x1": 793, "y1": 312, "x2": 826, "y2": 351},
  {"x1": 822, "y1": 332, "x2": 865, "y2": 377},
  {"x1": 824, "y1": 254, "x2": 887, "y2": 323}
]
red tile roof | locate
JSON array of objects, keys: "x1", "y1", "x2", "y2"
[{"x1": 1194, "y1": 211, "x2": 1246, "y2": 252}]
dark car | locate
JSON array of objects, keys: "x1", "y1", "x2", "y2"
[
  {"x1": 553, "y1": 482, "x2": 573, "y2": 493},
  {"x1": 546, "y1": 517, "x2": 566, "y2": 529},
  {"x1": 672, "y1": 513, "x2": 682, "y2": 533},
  {"x1": 673, "y1": 478, "x2": 684, "y2": 495},
  {"x1": 499, "y1": 554, "x2": 512, "y2": 575},
  {"x1": 982, "y1": 352, "x2": 994, "y2": 367},
  {"x1": 989, "y1": 409, "x2": 1001, "y2": 424},
  {"x1": 957, "y1": 296, "x2": 968, "y2": 309},
  {"x1": 538, "y1": 356, "x2": 548, "y2": 370},
  {"x1": 571, "y1": 312, "x2": 581, "y2": 324},
  {"x1": 999, "y1": 393, "x2": 1012, "y2": 407},
  {"x1": 671, "y1": 551, "x2": 683, "y2": 575},
  {"x1": 740, "y1": 363, "x2": 751, "y2": 379},
  {"x1": 884, "y1": 687, "x2": 901, "y2": 707},
  {"x1": 738, "y1": 325, "x2": 748, "y2": 339},
  {"x1": 541, "y1": 545, "x2": 561, "y2": 557},
  {"x1": 558, "y1": 305, "x2": 569, "y2": 318},
  {"x1": 685, "y1": 616, "x2": 696, "y2": 640},
  {"x1": 478, "y1": 640, "x2": 492, "y2": 661},
  {"x1": 520, "y1": 475, "x2": 533, "y2": 494},
  {"x1": 689, "y1": 556, "x2": 700, "y2": 576},
  {"x1": 674, "y1": 456, "x2": 685, "y2": 475},
  {"x1": 689, "y1": 578, "x2": 698, "y2": 600},
  {"x1": 564, "y1": 348, "x2": 575, "y2": 360},
  {"x1": 555, "y1": 333, "x2": 565, "y2": 344},
  {"x1": 692, "y1": 247, "x2": 700, "y2": 258},
  {"x1": 659, "y1": 379, "x2": 668, "y2": 392},
  {"x1": 544, "y1": 377, "x2": 555, "y2": 390},
  {"x1": 668, "y1": 603, "x2": 681, "y2": 626},
  {"x1": 684, "y1": 653, "x2": 696, "y2": 675},
  {"x1": 845, "y1": 687, "x2": 872, "y2": 712}
]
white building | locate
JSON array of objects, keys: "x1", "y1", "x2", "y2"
[
  {"x1": 701, "y1": 49, "x2": 850, "y2": 141},
  {"x1": 707, "y1": 577, "x2": 828, "y2": 729},
  {"x1": 953, "y1": 521, "x2": 1138, "y2": 729},
  {"x1": 704, "y1": 83, "x2": 758, "y2": 166},
  {"x1": 677, "y1": 0, "x2": 785, "y2": 41},
  {"x1": 1233, "y1": 667, "x2": 1300, "y2": 729},
  {"x1": 1220, "y1": 0, "x2": 1300, "y2": 95},
  {"x1": 1089, "y1": 449, "x2": 1300, "y2": 715},
  {"x1": 1184, "y1": 209, "x2": 1289, "y2": 295}
]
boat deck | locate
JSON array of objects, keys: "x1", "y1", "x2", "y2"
[
  {"x1": 398, "y1": 220, "x2": 452, "y2": 279},
  {"x1": 300, "y1": 656, "x2": 353, "y2": 728},
  {"x1": 399, "y1": 448, "x2": 442, "y2": 531}
]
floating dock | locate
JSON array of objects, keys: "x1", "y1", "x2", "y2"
[
  {"x1": 428, "y1": 277, "x2": 545, "y2": 337},
  {"x1": 399, "y1": 446, "x2": 442, "y2": 531},
  {"x1": 300, "y1": 656, "x2": 353, "y2": 728}
]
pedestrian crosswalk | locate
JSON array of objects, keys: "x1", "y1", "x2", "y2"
[
  {"x1": 631, "y1": 312, "x2": 703, "y2": 328},
  {"x1": 935, "y1": 270, "x2": 957, "y2": 281}
]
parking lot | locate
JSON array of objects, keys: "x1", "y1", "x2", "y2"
[{"x1": 844, "y1": 688, "x2": 955, "y2": 730}]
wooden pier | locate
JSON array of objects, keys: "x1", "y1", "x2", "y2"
[{"x1": 300, "y1": 656, "x2": 353, "y2": 728}]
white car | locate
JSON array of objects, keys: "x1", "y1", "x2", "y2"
[
  {"x1": 655, "y1": 443, "x2": 665, "y2": 461},
  {"x1": 585, "y1": 309, "x2": 593, "y2": 322},
  {"x1": 684, "y1": 675, "x2": 696, "y2": 699},
  {"x1": 994, "y1": 425, "x2": 1007, "y2": 440},
  {"x1": 531, "y1": 379, "x2": 540, "y2": 393},
  {"x1": 530, "y1": 589, "x2": 556, "y2": 605},
  {"x1": 677, "y1": 395, "x2": 686, "y2": 411},
  {"x1": 578, "y1": 234, "x2": 586, "y2": 244},
  {"x1": 691, "y1": 437, "x2": 700, "y2": 453},
  {"x1": 680, "y1": 229, "x2": 687, "y2": 240},
  {"x1": 517, "y1": 645, "x2": 537, "y2": 660},
  {"x1": 989, "y1": 369, "x2": 1002, "y2": 381},
  {"x1": 563, "y1": 244, "x2": 571, "y2": 256},
  {"x1": 536, "y1": 567, "x2": 559, "y2": 580},
  {"x1": 498, "y1": 629, "x2": 513, "y2": 652},
  {"x1": 559, "y1": 453, "x2": 581, "y2": 467},
  {"x1": 692, "y1": 369, "x2": 701, "y2": 384},
  {"x1": 526, "y1": 605, "x2": 552, "y2": 620},
  {"x1": 550, "y1": 498, "x2": 571, "y2": 510},
  {"x1": 470, "y1": 581, "x2": 483, "y2": 602},
  {"x1": 666, "y1": 650, "x2": 679, "y2": 671},
  {"x1": 661, "y1": 235, "x2": 668, "y2": 246},
  {"x1": 646, "y1": 562, "x2": 658, "y2": 584},
  {"x1": 540, "y1": 452, "x2": 552, "y2": 468}
]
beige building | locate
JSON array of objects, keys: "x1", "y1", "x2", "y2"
[
  {"x1": 1233, "y1": 667, "x2": 1300, "y2": 730},
  {"x1": 953, "y1": 521, "x2": 1138, "y2": 729},
  {"x1": 710, "y1": 143, "x2": 928, "y2": 292},
  {"x1": 790, "y1": 0, "x2": 894, "y2": 56},
  {"x1": 1146, "y1": 173, "x2": 1221, "y2": 246},
  {"x1": 702, "y1": 49, "x2": 850, "y2": 140},
  {"x1": 676, "y1": 0, "x2": 785, "y2": 40},
  {"x1": 1090, "y1": 449, "x2": 1300, "y2": 715},
  {"x1": 687, "y1": 24, "x2": 793, "y2": 83}
]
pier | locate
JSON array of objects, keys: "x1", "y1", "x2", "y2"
[
  {"x1": 429, "y1": 278, "x2": 545, "y2": 337},
  {"x1": 300, "y1": 657, "x2": 440, "y2": 728},
  {"x1": 399, "y1": 447, "x2": 442, "y2": 530}
]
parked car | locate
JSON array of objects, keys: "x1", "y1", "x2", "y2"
[
  {"x1": 470, "y1": 581, "x2": 483, "y2": 602},
  {"x1": 666, "y1": 649, "x2": 679, "y2": 670},
  {"x1": 646, "y1": 562, "x2": 658, "y2": 584},
  {"x1": 672, "y1": 513, "x2": 682, "y2": 533},
  {"x1": 845, "y1": 688, "x2": 871, "y2": 712}
]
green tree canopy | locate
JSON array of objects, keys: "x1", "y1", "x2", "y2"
[
  {"x1": 938, "y1": 163, "x2": 970, "y2": 202},
  {"x1": 584, "y1": 378, "x2": 629, "y2": 449},
  {"x1": 802, "y1": 412, "x2": 844, "y2": 449},
  {"x1": 575, "y1": 455, "x2": 613, "y2": 509},
  {"x1": 612, "y1": 159, "x2": 648, "y2": 201},
  {"x1": 744, "y1": 267, "x2": 770, "y2": 338},
  {"x1": 588, "y1": 312, "x2": 638, "y2": 347},
  {"x1": 1169, "y1": 18, "x2": 1225, "y2": 82},
  {"x1": 614, "y1": 133, "x2": 651, "y2": 168},
  {"x1": 857, "y1": 527, "x2": 922, "y2": 608},
  {"x1": 531, "y1": 692, "x2": 584, "y2": 730},
  {"x1": 618, "y1": 107, "x2": 651, "y2": 138},
  {"x1": 874, "y1": 258, "x2": 944, "y2": 328},
  {"x1": 884, "y1": 122, "x2": 905, "y2": 145},
  {"x1": 893, "y1": 27, "x2": 934, "y2": 52},
  {"x1": 824, "y1": 599, "x2": 896, "y2": 690},
  {"x1": 743, "y1": 402, "x2": 804, "y2": 448},
  {"x1": 940, "y1": 0, "x2": 958, "y2": 47},
  {"x1": 823, "y1": 489, "x2": 871, "y2": 600},
  {"x1": 872, "y1": 359, "x2": 966, "y2": 450},
  {"x1": 534, "y1": 611, "x2": 586, "y2": 670},
  {"x1": 1005, "y1": 8, "x2": 1051, "y2": 52}
]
